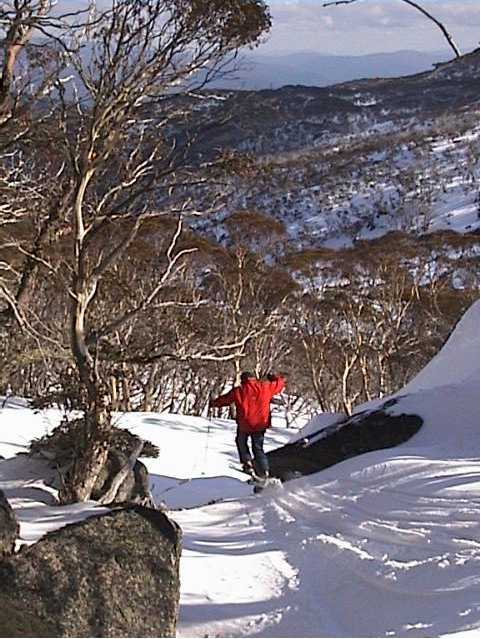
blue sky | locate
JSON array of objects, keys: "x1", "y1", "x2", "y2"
[{"x1": 261, "y1": 0, "x2": 480, "y2": 55}]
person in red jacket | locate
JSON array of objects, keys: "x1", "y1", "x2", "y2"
[{"x1": 210, "y1": 371, "x2": 285, "y2": 479}]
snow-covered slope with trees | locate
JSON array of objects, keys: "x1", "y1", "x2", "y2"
[
  {"x1": 187, "y1": 50, "x2": 480, "y2": 251},
  {"x1": 173, "y1": 301, "x2": 480, "y2": 638},
  {"x1": 207, "y1": 117, "x2": 480, "y2": 250},
  {"x1": 0, "y1": 301, "x2": 479, "y2": 637}
]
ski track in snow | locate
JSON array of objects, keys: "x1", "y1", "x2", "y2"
[
  {"x1": 174, "y1": 302, "x2": 480, "y2": 638},
  {"x1": 174, "y1": 451, "x2": 479, "y2": 638}
]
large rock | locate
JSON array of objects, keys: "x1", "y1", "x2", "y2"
[
  {"x1": 268, "y1": 399, "x2": 423, "y2": 480},
  {"x1": 0, "y1": 505, "x2": 182, "y2": 638},
  {"x1": 0, "y1": 593, "x2": 56, "y2": 638},
  {"x1": 0, "y1": 489, "x2": 18, "y2": 556}
]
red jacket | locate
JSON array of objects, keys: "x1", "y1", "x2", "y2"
[{"x1": 211, "y1": 376, "x2": 285, "y2": 433}]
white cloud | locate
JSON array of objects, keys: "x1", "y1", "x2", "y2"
[
  {"x1": 44, "y1": 1, "x2": 481, "y2": 56},
  {"x1": 263, "y1": 0, "x2": 480, "y2": 54}
]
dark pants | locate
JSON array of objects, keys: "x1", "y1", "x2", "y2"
[{"x1": 235, "y1": 427, "x2": 269, "y2": 477}]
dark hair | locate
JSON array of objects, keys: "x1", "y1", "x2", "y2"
[{"x1": 240, "y1": 371, "x2": 254, "y2": 382}]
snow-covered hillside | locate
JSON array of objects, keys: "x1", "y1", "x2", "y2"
[
  {"x1": 0, "y1": 302, "x2": 479, "y2": 637},
  {"x1": 173, "y1": 302, "x2": 480, "y2": 638},
  {"x1": 215, "y1": 120, "x2": 480, "y2": 250},
  {"x1": 186, "y1": 51, "x2": 480, "y2": 252}
]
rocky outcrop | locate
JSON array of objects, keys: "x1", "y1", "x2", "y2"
[
  {"x1": 0, "y1": 505, "x2": 182, "y2": 638},
  {"x1": 268, "y1": 399, "x2": 423, "y2": 480},
  {"x1": 0, "y1": 490, "x2": 18, "y2": 556}
]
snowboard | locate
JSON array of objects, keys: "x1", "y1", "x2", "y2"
[{"x1": 232, "y1": 463, "x2": 282, "y2": 494}]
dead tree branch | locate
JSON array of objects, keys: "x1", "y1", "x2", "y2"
[{"x1": 322, "y1": 0, "x2": 461, "y2": 58}]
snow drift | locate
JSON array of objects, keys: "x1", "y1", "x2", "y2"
[
  {"x1": 388, "y1": 300, "x2": 480, "y2": 458},
  {"x1": 402, "y1": 300, "x2": 479, "y2": 395}
]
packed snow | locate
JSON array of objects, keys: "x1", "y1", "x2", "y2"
[{"x1": 0, "y1": 302, "x2": 479, "y2": 637}]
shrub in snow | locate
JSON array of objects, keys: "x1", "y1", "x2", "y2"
[
  {"x1": 29, "y1": 419, "x2": 159, "y2": 505},
  {"x1": 30, "y1": 418, "x2": 159, "y2": 465}
]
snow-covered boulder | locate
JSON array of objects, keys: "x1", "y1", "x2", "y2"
[
  {"x1": 0, "y1": 489, "x2": 18, "y2": 556},
  {"x1": 269, "y1": 300, "x2": 480, "y2": 479},
  {"x1": 0, "y1": 505, "x2": 182, "y2": 638}
]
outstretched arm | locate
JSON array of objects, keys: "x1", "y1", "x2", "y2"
[
  {"x1": 266, "y1": 374, "x2": 285, "y2": 396},
  {"x1": 210, "y1": 389, "x2": 235, "y2": 408}
]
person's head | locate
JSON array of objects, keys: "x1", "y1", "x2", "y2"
[{"x1": 240, "y1": 371, "x2": 254, "y2": 383}]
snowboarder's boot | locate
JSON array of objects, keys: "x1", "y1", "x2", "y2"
[
  {"x1": 250, "y1": 473, "x2": 282, "y2": 494},
  {"x1": 252, "y1": 475, "x2": 268, "y2": 493},
  {"x1": 242, "y1": 460, "x2": 255, "y2": 476}
]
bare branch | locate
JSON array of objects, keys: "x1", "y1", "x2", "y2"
[
  {"x1": 322, "y1": 0, "x2": 461, "y2": 58},
  {"x1": 88, "y1": 216, "x2": 198, "y2": 342}
]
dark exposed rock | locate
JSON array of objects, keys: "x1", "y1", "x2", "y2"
[
  {"x1": 268, "y1": 400, "x2": 423, "y2": 480},
  {"x1": 0, "y1": 593, "x2": 56, "y2": 638},
  {"x1": 132, "y1": 459, "x2": 152, "y2": 503},
  {"x1": 0, "y1": 489, "x2": 18, "y2": 557},
  {"x1": 0, "y1": 505, "x2": 182, "y2": 638}
]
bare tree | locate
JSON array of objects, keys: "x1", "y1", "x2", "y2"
[
  {"x1": 62, "y1": 0, "x2": 271, "y2": 502},
  {"x1": 0, "y1": 1, "x2": 92, "y2": 131},
  {"x1": 0, "y1": 2, "x2": 94, "y2": 336},
  {"x1": 1, "y1": 0, "x2": 271, "y2": 502}
]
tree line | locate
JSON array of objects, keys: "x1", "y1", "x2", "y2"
[{"x1": 2, "y1": 205, "x2": 477, "y2": 417}]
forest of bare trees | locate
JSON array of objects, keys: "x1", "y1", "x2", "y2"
[
  {"x1": 0, "y1": 0, "x2": 273, "y2": 501},
  {"x1": 2, "y1": 202, "x2": 477, "y2": 418}
]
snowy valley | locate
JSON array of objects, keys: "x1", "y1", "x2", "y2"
[{"x1": 188, "y1": 50, "x2": 480, "y2": 250}]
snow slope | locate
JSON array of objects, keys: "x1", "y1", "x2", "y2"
[
  {"x1": 0, "y1": 302, "x2": 479, "y2": 637},
  {"x1": 402, "y1": 300, "x2": 479, "y2": 396},
  {"x1": 0, "y1": 408, "x2": 298, "y2": 543},
  {"x1": 219, "y1": 124, "x2": 480, "y2": 250},
  {"x1": 174, "y1": 301, "x2": 480, "y2": 637}
]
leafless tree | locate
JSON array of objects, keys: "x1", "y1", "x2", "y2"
[
  {"x1": 0, "y1": 0, "x2": 93, "y2": 154},
  {"x1": 1, "y1": 0, "x2": 271, "y2": 502}
]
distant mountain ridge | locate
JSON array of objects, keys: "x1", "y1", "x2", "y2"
[
  {"x1": 187, "y1": 49, "x2": 480, "y2": 158},
  {"x1": 210, "y1": 49, "x2": 454, "y2": 90}
]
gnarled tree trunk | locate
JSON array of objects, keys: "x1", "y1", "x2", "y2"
[{"x1": 59, "y1": 367, "x2": 112, "y2": 503}]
